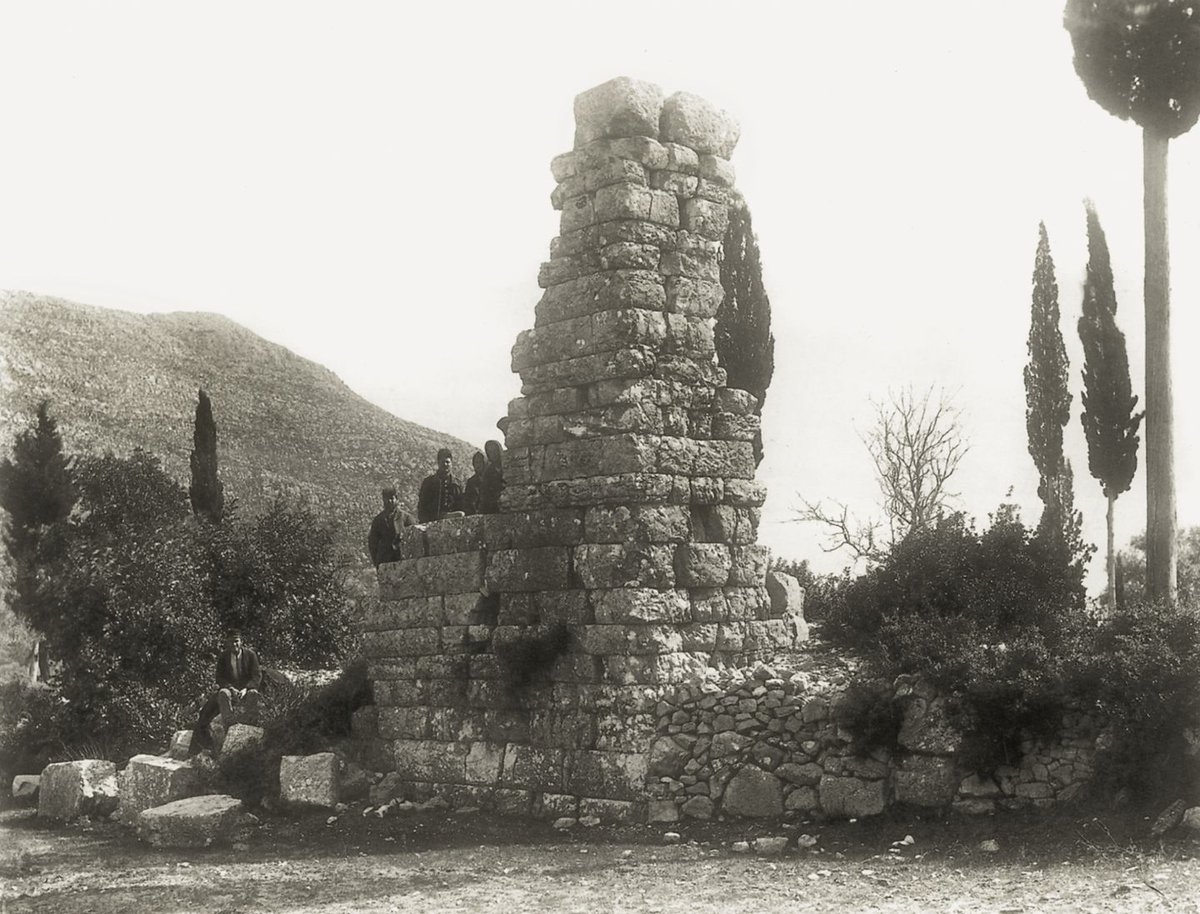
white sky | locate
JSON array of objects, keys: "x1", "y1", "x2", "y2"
[{"x1": 2, "y1": 1, "x2": 1198, "y2": 586}]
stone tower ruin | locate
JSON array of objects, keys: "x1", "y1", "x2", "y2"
[{"x1": 361, "y1": 77, "x2": 801, "y2": 821}]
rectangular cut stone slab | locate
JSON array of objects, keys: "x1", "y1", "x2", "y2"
[
  {"x1": 12, "y1": 774, "x2": 40, "y2": 802},
  {"x1": 38, "y1": 760, "x2": 118, "y2": 821},
  {"x1": 280, "y1": 753, "x2": 339, "y2": 808},
  {"x1": 118, "y1": 754, "x2": 203, "y2": 825},
  {"x1": 137, "y1": 794, "x2": 249, "y2": 848},
  {"x1": 573, "y1": 77, "x2": 664, "y2": 146}
]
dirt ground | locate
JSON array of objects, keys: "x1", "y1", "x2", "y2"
[{"x1": 1, "y1": 804, "x2": 1198, "y2": 914}]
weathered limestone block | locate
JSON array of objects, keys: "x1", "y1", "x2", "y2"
[
  {"x1": 501, "y1": 744, "x2": 566, "y2": 792},
  {"x1": 711, "y1": 412, "x2": 760, "y2": 441},
  {"x1": 579, "y1": 135, "x2": 670, "y2": 171},
  {"x1": 117, "y1": 755, "x2": 203, "y2": 825},
  {"x1": 682, "y1": 795, "x2": 715, "y2": 819},
  {"x1": 577, "y1": 623, "x2": 683, "y2": 655},
  {"x1": 565, "y1": 749, "x2": 648, "y2": 801},
  {"x1": 496, "y1": 509, "x2": 586, "y2": 549},
  {"x1": 818, "y1": 776, "x2": 887, "y2": 818},
  {"x1": 39, "y1": 760, "x2": 118, "y2": 821},
  {"x1": 648, "y1": 798, "x2": 680, "y2": 822},
  {"x1": 369, "y1": 596, "x2": 443, "y2": 630},
  {"x1": 541, "y1": 434, "x2": 660, "y2": 481},
  {"x1": 518, "y1": 347, "x2": 657, "y2": 391},
  {"x1": 766, "y1": 570, "x2": 810, "y2": 643},
  {"x1": 592, "y1": 588, "x2": 690, "y2": 624},
  {"x1": 379, "y1": 706, "x2": 429, "y2": 740},
  {"x1": 650, "y1": 168, "x2": 699, "y2": 196},
  {"x1": 425, "y1": 514, "x2": 501, "y2": 556},
  {"x1": 682, "y1": 197, "x2": 729, "y2": 241},
  {"x1": 394, "y1": 739, "x2": 470, "y2": 783},
  {"x1": 165, "y1": 729, "x2": 193, "y2": 760},
  {"x1": 894, "y1": 755, "x2": 960, "y2": 808},
  {"x1": 675, "y1": 543, "x2": 732, "y2": 587},
  {"x1": 724, "y1": 478, "x2": 768, "y2": 507},
  {"x1": 728, "y1": 545, "x2": 770, "y2": 586},
  {"x1": 219, "y1": 724, "x2": 265, "y2": 760},
  {"x1": 574, "y1": 77, "x2": 664, "y2": 146},
  {"x1": 647, "y1": 735, "x2": 692, "y2": 776},
  {"x1": 694, "y1": 440, "x2": 755, "y2": 478},
  {"x1": 464, "y1": 742, "x2": 506, "y2": 784},
  {"x1": 12, "y1": 775, "x2": 40, "y2": 802},
  {"x1": 551, "y1": 151, "x2": 577, "y2": 182},
  {"x1": 665, "y1": 276, "x2": 723, "y2": 318},
  {"x1": 536, "y1": 270, "x2": 666, "y2": 324},
  {"x1": 585, "y1": 505, "x2": 690, "y2": 544},
  {"x1": 379, "y1": 552, "x2": 485, "y2": 599},
  {"x1": 574, "y1": 543, "x2": 676, "y2": 589},
  {"x1": 582, "y1": 157, "x2": 649, "y2": 193},
  {"x1": 486, "y1": 546, "x2": 571, "y2": 592},
  {"x1": 541, "y1": 473, "x2": 675, "y2": 507},
  {"x1": 723, "y1": 766, "x2": 784, "y2": 817},
  {"x1": 602, "y1": 651, "x2": 709, "y2": 685},
  {"x1": 137, "y1": 795, "x2": 252, "y2": 848},
  {"x1": 660, "y1": 91, "x2": 741, "y2": 157},
  {"x1": 279, "y1": 753, "x2": 339, "y2": 808},
  {"x1": 699, "y1": 154, "x2": 735, "y2": 186}
]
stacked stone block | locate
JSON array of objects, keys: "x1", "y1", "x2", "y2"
[{"x1": 365, "y1": 78, "x2": 793, "y2": 819}]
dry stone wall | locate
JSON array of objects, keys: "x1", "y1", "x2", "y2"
[
  {"x1": 362, "y1": 78, "x2": 803, "y2": 820},
  {"x1": 647, "y1": 665, "x2": 1104, "y2": 822}
]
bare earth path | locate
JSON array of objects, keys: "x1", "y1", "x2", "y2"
[{"x1": 2, "y1": 808, "x2": 1197, "y2": 913}]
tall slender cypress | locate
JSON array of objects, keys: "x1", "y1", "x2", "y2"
[
  {"x1": 716, "y1": 195, "x2": 775, "y2": 466},
  {"x1": 1079, "y1": 202, "x2": 1143, "y2": 606},
  {"x1": 189, "y1": 389, "x2": 224, "y2": 522},
  {"x1": 1025, "y1": 222, "x2": 1073, "y2": 543}
]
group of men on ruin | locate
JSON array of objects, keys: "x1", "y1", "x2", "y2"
[{"x1": 367, "y1": 441, "x2": 504, "y2": 567}]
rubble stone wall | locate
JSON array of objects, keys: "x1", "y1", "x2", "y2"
[
  {"x1": 646, "y1": 665, "x2": 1103, "y2": 823},
  {"x1": 361, "y1": 78, "x2": 802, "y2": 819}
]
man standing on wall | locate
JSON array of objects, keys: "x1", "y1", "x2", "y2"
[
  {"x1": 367, "y1": 486, "x2": 400, "y2": 566},
  {"x1": 417, "y1": 447, "x2": 464, "y2": 522}
]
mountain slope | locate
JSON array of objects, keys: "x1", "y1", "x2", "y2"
[{"x1": 0, "y1": 291, "x2": 476, "y2": 560}]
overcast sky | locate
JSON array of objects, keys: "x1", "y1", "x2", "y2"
[{"x1": 2, "y1": 1, "x2": 1198, "y2": 586}]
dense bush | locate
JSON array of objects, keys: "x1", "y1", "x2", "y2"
[
  {"x1": 823, "y1": 502, "x2": 1200, "y2": 799},
  {"x1": 822, "y1": 506, "x2": 1086, "y2": 658},
  {"x1": 2, "y1": 448, "x2": 357, "y2": 762}
]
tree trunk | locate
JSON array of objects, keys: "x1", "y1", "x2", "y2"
[
  {"x1": 1106, "y1": 492, "x2": 1116, "y2": 609},
  {"x1": 1143, "y1": 128, "x2": 1177, "y2": 604}
]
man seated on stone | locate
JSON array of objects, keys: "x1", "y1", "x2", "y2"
[
  {"x1": 192, "y1": 628, "x2": 262, "y2": 753},
  {"x1": 462, "y1": 452, "x2": 486, "y2": 515},
  {"x1": 480, "y1": 439, "x2": 504, "y2": 514},
  {"x1": 417, "y1": 447, "x2": 464, "y2": 522},
  {"x1": 367, "y1": 486, "x2": 401, "y2": 566}
]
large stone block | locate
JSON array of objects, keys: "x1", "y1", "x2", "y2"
[
  {"x1": 681, "y1": 197, "x2": 729, "y2": 241},
  {"x1": 219, "y1": 724, "x2": 265, "y2": 760},
  {"x1": 728, "y1": 545, "x2": 770, "y2": 586},
  {"x1": 486, "y1": 546, "x2": 571, "y2": 592},
  {"x1": 584, "y1": 505, "x2": 690, "y2": 544},
  {"x1": 574, "y1": 77, "x2": 664, "y2": 145},
  {"x1": 660, "y1": 91, "x2": 740, "y2": 157},
  {"x1": 137, "y1": 794, "x2": 253, "y2": 848},
  {"x1": 722, "y1": 766, "x2": 783, "y2": 817},
  {"x1": 501, "y1": 744, "x2": 566, "y2": 792},
  {"x1": 565, "y1": 749, "x2": 648, "y2": 801},
  {"x1": 893, "y1": 754, "x2": 959, "y2": 808},
  {"x1": 577, "y1": 623, "x2": 683, "y2": 656},
  {"x1": 117, "y1": 755, "x2": 203, "y2": 825},
  {"x1": 393, "y1": 739, "x2": 469, "y2": 784},
  {"x1": 574, "y1": 543, "x2": 676, "y2": 589},
  {"x1": 602, "y1": 651, "x2": 708, "y2": 685},
  {"x1": 12, "y1": 774, "x2": 40, "y2": 803},
  {"x1": 38, "y1": 760, "x2": 118, "y2": 822},
  {"x1": 279, "y1": 753, "x2": 339, "y2": 808},
  {"x1": 541, "y1": 433, "x2": 660, "y2": 481},
  {"x1": 465, "y1": 741, "x2": 506, "y2": 784},
  {"x1": 665, "y1": 277, "x2": 723, "y2": 318},
  {"x1": 818, "y1": 776, "x2": 887, "y2": 818},
  {"x1": 674, "y1": 543, "x2": 732, "y2": 587},
  {"x1": 766, "y1": 570, "x2": 809, "y2": 642},
  {"x1": 379, "y1": 551, "x2": 485, "y2": 599},
  {"x1": 591, "y1": 588, "x2": 690, "y2": 624}
]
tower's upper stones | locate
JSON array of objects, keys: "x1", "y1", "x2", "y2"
[{"x1": 572, "y1": 77, "x2": 740, "y2": 158}]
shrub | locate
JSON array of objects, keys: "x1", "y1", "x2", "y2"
[{"x1": 836, "y1": 678, "x2": 904, "y2": 754}]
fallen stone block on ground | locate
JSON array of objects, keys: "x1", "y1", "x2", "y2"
[
  {"x1": 280, "y1": 753, "x2": 339, "y2": 808},
  {"x1": 12, "y1": 774, "x2": 40, "y2": 803},
  {"x1": 117, "y1": 754, "x2": 204, "y2": 825},
  {"x1": 219, "y1": 724, "x2": 265, "y2": 759},
  {"x1": 136, "y1": 794, "x2": 256, "y2": 848},
  {"x1": 38, "y1": 760, "x2": 119, "y2": 822},
  {"x1": 165, "y1": 730, "x2": 193, "y2": 760}
]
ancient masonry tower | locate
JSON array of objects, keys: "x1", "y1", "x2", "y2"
[{"x1": 361, "y1": 78, "x2": 802, "y2": 821}]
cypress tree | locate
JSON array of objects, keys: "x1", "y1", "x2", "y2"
[
  {"x1": 715, "y1": 195, "x2": 775, "y2": 465},
  {"x1": 0, "y1": 401, "x2": 76, "y2": 675},
  {"x1": 1024, "y1": 223, "x2": 1075, "y2": 549},
  {"x1": 189, "y1": 388, "x2": 224, "y2": 522},
  {"x1": 1079, "y1": 201, "x2": 1143, "y2": 606}
]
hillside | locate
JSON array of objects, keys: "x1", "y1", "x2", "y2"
[{"x1": 0, "y1": 291, "x2": 476, "y2": 562}]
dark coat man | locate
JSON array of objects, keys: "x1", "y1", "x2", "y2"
[
  {"x1": 462, "y1": 452, "x2": 486, "y2": 515},
  {"x1": 479, "y1": 439, "x2": 504, "y2": 515},
  {"x1": 192, "y1": 630, "x2": 263, "y2": 752},
  {"x1": 417, "y1": 448, "x2": 464, "y2": 522},
  {"x1": 368, "y1": 487, "x2": 400, "y2": 566}
]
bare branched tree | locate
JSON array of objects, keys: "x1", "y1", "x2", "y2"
[{"x1": 799, "y1": 386, "x2": 968, "y2": 564}]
